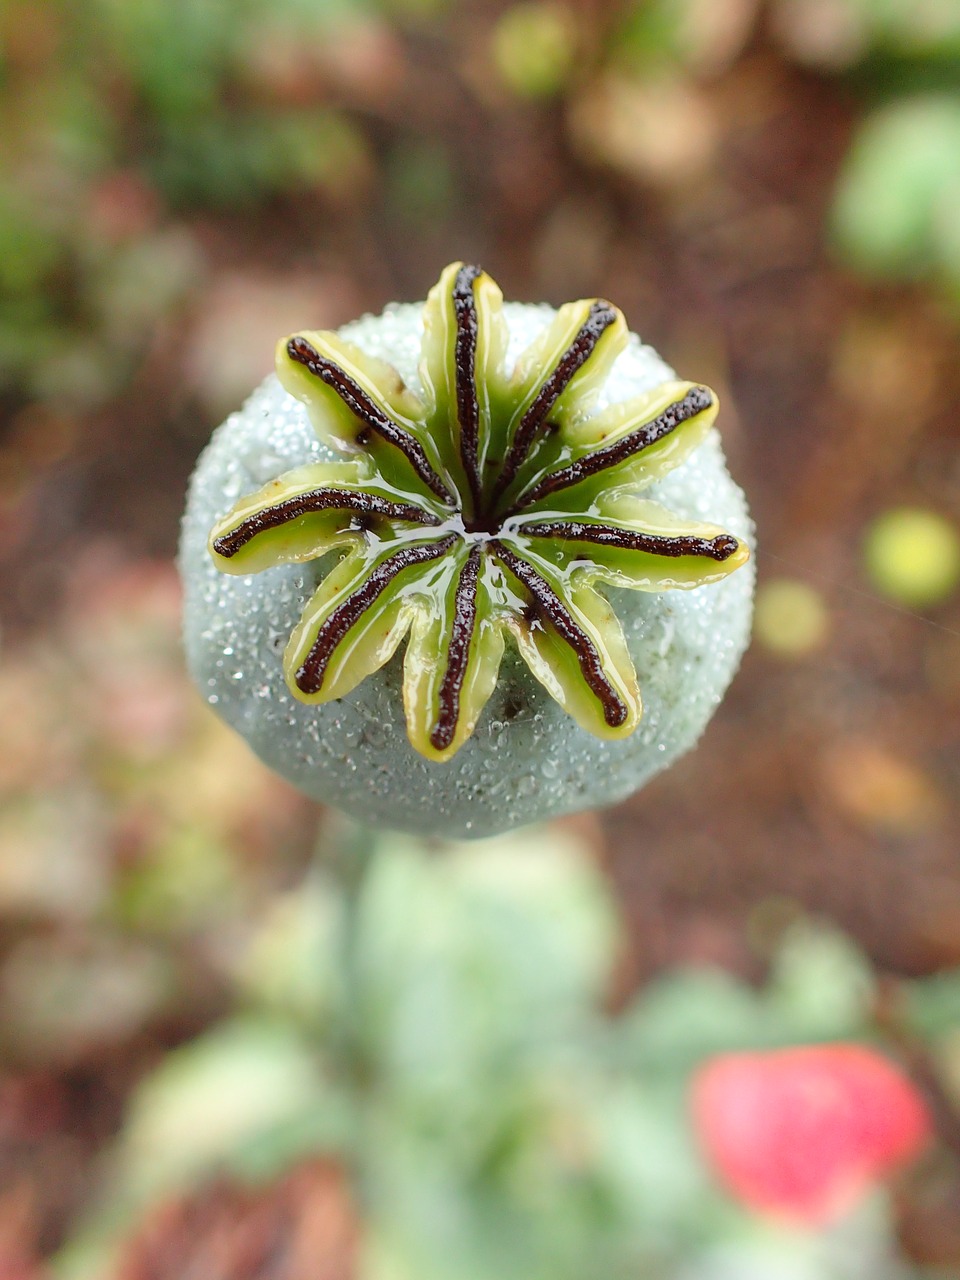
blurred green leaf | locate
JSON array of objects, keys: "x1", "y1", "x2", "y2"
[
  {"x1": 613, "y1": 0, "x2": 684, "y2": 69},
  {"x1": 353, "y1": 828, "x2": 618, "y2": 1105},
  {"x1": 0, "y1": 187, "x2": 64, "y2": 295},
  {"x1": 590, "y1": 1077, "x2": 724, "y2": 1243},
  {"x1": 766, "y1": 923, "x2": 875, "y2": 1037},
  {"x1": 0, "y1": 0, "x2": 376, "y2": 399},
  {"x1": 342, "y1": 827, "x2": 653, "y2": 1280},
  {"x1": 238, "y1": 876, "x2": 340, "y2": 1027},
  {"x1": 675, "y1": 1197, "x2": 907, "y2": 1280},
  {"x1": 859, "y1": 0, "x2": 960, "y2": 58},
  {"x1": 50, "y1": 819, "x2": 926, "y2": 1280},
  {"x1": 54, "y1": 1015, "x2": 346, "y2": 1280},
  {"x1": 619, "y1": 969, "x2": 771, "y2": 1074},
  {"x1": 91, "y1": 0, "x2": 245, "y2": 118},
  {"x1": 147, "y1": 108, "x2": 369, "y2": 207},
  {"x1": 113, "y1": 826, "x2": 243, "y2": 932},
  {"x1": 113, "y1": 1016, "x2": 342, "y2": 1200},
  {"x1": 491, "y1": 3, "x2": 578, "y2": 100},
  {"x1": 362, "y1": 1073, "x2": 640, "y2": 1280},
  {"x1": 619, "y1": 923, "x2": 874, "y2": 1077},
  {"x1": 902, "y1": 966, "x2": 960, "y2": 1039},
  {"x1": 832, "y1": 94, "x2": 960, "y2": 281}
]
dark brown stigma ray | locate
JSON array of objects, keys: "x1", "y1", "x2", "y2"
[
  {"x1": 452, "y1": 265, "x2": 484, "y2": 519},
  {"x1": 490, "y1": 541, "x2": 629, "y2": 729},
  {"x1": 512, "y1": 386, "x2": 714, "y2": 513},
  {"x1": 430, "y1": 543, "x2": 483, "y2": 751},
  {"x1": 491, "y1": 301, "x2": 619, "y2": 507},
  {"x1": 213, "y1": 489, "x2": 442, "y2": 559},
  {"x1": 517, "y1": 521, "x2": 741, "y2": 562},
  {"x1": 295, "y1": 533, "x2": 459, "y2": 695},
  {"x1": 286, "y1": 337, "x2": 456, "y2": 507}
]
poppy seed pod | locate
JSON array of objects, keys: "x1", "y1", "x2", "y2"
[{"x1": 180, "y1": 264, "x2": 755, "y2": 837}]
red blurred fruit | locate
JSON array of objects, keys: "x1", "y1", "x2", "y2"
[{"x1": 691, "y1": 1044, "x2": 933, "y2": 1225}]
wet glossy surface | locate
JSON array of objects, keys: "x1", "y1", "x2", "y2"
[
  {"x1": 203, "y1": 265, "x2": 750, "y2": 764},
  {"x1": 181, "y1": 294, "x2": 755, "y2": 836}
]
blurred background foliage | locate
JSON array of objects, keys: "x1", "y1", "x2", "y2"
[
  {"x1": 47, "y1": 829, "x2": 960, "y2": 1280},
  {"x1": 1, "y1": 0, "x2": 960, "y2": 1276},
  {"x1": 5, "y1": 0, "x2": 960, "y2": 412}
]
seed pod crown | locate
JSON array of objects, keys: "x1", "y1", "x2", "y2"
[{"x1": 208, "y1": 262, "x2": 749, "y2": 761}]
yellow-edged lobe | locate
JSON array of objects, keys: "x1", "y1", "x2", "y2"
[
  {"x1": 276, "y1": 330, "x2": 425, "y2": 454},
  {"x1": 404, "y1": 609, "x2": 506, "y2": 763},
  {"x1": 575, "y1": 495, "x2": 750, "y2": 591},
  {"x1": 508, "y1": 297, "x2": 629, "y2": 429},
  {"x1": 207, "y1": 462, "x2": 369, "y2": 575},
  {"x1": 420, "y1": 261, "x2": 463, "y2": 420},
  {"x1": 500, "y1": 550, "x2": 642, "y2": 740},
  {"x1": 282, "y1": 547, "x2": 415, "y2": 705},
  {"x1": 420, "y1": 263, "x2": 510, "y2": 491},
  {"x1": 566, "y1": 379, "x2": 719, "y2": 488},
  {"x1": 507, "y1": 593, "x2": 641, "y2": 740},
  {"x1": 471, "y1": 271, "x2": 510, "y2": 469}
]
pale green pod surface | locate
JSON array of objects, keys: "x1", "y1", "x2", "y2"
[{"x1": 180, "y1": 266, "x2": 755, "y2": 838}]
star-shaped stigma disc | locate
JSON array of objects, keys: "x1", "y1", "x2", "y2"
[{"x1": 208, "y1": 262, "x2": 750, "y2": 762}]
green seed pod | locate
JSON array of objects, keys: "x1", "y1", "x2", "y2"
[{"x1": 180, "y1": 264, "x2": 754, "y2": 837}]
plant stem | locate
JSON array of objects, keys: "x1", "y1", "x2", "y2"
[{"x1": 315, "y1": 813, "x2": 380, "y2": 1175}]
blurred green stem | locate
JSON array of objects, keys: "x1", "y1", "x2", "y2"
[{"x1": 316, "y1": 814, "x2": 379, "y2": 1165}]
